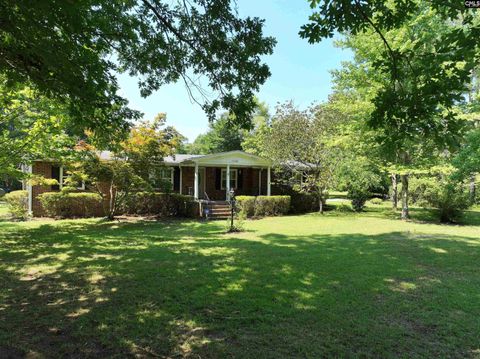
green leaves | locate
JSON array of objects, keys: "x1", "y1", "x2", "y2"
[
  {"x1": 0, "y1": 79, "x2": 76, "y2": 176},
  {"x1": 0, "y1": 0, "x2": 275, "y2": 129}
]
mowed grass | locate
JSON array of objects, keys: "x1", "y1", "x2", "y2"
[
  {"x1": 0, "y1": 201, "x2": 9, "y2": 219},
  {"x1": 1, "y1": 205, "x2": 480, "y2": 358}
]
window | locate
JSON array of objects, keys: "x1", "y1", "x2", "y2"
[
  {"x1": 221, "y1": 169, "x2": 237, "y2": 190},
  {"x1": 60, "y1": 166, "x2": 85, "y2": 190},
  {"x1": 153, "y1": 167, "x2": 173, "y2": 190}
]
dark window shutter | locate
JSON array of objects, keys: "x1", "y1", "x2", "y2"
[
  {"x1": 51, "y1": 165, "x2": 60, "y2": 191},
  {"x1": 215, "y1": 168, "x2": 221, "y2": 190},
  {"x1": 173, "y1": 167, "x2": 180, "y2": 191},
  {"x1": 238, "y1": 169, "x2": 243, "y2": 189}
]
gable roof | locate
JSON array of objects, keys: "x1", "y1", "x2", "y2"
[
  {"x1": 162, "y1": 154, "x2": 204, "y2": 164},
  {"x1": 95, "y1": 150, "x2": 271, "y2": 167}
]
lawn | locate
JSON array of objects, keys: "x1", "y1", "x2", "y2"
[
  {"x1": 0, "y1": 201, "x2": 9, "y2": 219},
  {"x1": 1, "y1": 205, "x2": 480, "y2": 358}
]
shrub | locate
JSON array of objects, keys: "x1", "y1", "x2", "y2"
[
  {"x1": 235, "y1": 196, "x2": 256, "y2": 217},
  {"x1": 409, "y1": 176, "x2": 470, "y2": 223},
  {"x1": 369, "y1": 198, "x2": 383, "y2": 205},
  {"x1": 425, "y1": 182, "x2": 470, "y2": 223},
  {"x1": 273, "y1": 185, "x2": 318, "y2": 214},
  {"x1": 409, "y1": 177, "x2": 437, "y2": 207},
  {"x1": 289, "y1": 192, "x2": 319, "y2": 214},
  {"x1": 254, "y1": 196, "x2": 290, "y2": 217},
  {"x1": 4, "y1": 190, "x2": 28, "y2": 220},
  {"x1": 123, "y1": 192, "x2": 197, "y2": 217},
  {"x1": 348, "y1": 189, "x2": 370, "y2": 212},
  {"x1": 335, "y1": 202, "x2": 353, "y2": 212},
  {"x1": 39, "y1": 192, "x2": 104, "y2": 218},
  {"x1": 0, "y1": 188, "x2": 5, "y2": 198}
]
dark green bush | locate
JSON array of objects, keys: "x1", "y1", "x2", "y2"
[
  {"x1": 274, "y1": 185, "x2": 318, "y2": 213},
  {"x1": 289, "y1": 192, "x2": 319, "y2": 214},
  {"x1": 124, "y1": 192, "x2": 197, "y2": 217},
  {"x1": 348, "y1": 189, "x2": 370, "y2": 212},
  {"x1": 39, "y1": 192, "x2": 104, "y2": 218},
  {"x1": 5, "y1": 190, "x2": 28, "y2": 220},
  {"x1": 235, "y1": 196, "x2": 256, "y2": 217}
]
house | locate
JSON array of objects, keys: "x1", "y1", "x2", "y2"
[{"x1": 26, "y1": 150, "x2": 274, "y2": 217}]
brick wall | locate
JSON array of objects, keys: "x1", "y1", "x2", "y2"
[
  {"x1": 31, "y1": 161, "x2": 56, "y2": 217},
  {"x1": 32, "y1": 162, "x2": 278, "y2": 216},
  {"x1": 180, "y1": 166, "x2": 195, "y2": 196},
  {"x1": 31, "y1": 161, "x2": 109, "y2": 217}
]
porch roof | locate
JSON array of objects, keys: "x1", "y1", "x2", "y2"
[{"x1": 164, "y1": 150, "x2": 271, "y2": 167}]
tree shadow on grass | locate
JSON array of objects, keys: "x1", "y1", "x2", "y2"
[{"x1": 0, "y1": 220, "x2": 480, "y2": 358}]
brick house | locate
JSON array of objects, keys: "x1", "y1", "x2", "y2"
[{"x1": 26, "y1": 150, "x2": 275, "y2": 217}]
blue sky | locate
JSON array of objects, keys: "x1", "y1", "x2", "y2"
[{"x1": 117, "y1": 0, "x2": 352, "y2": 142}]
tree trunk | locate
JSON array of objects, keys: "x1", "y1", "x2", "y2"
[
  {"x1": 400, "y1": 174, "x2": 409, "y2": 220},
  {"x1": 469, "y1": 175, "x2": 476, "y2": 204},
  {"x1": 317, "y1": 187, "x2": 324, "y2": 214},
  {"x1": 391, "y1": 173, "x2": 398, "y2": 210},
  {"x1": 108, "y1": 181, "x2": 115, "y2": 220}
]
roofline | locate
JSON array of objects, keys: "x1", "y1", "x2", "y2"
[{"x1": 190, "y1": 150, "x2": 269, "y2": 163}]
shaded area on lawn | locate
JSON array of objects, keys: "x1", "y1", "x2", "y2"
[{"x1": 0, "y1": 218, "x2": 480, "y2": 358}]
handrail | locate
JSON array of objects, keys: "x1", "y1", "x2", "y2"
[{"x1": 204, "y1": 191, "x2": 211, "y2": 202}]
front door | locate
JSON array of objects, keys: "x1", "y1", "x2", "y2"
[{"x1": 197, "y1": 167, "x2": 206, "y2": 199}]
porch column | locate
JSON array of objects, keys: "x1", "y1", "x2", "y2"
[
  {"x1": 258, "y1": 168, "x2": 262, "y2": 195},
  {"x1": 226, "y1": 164, "x2": 230, "y2": 200},
  {"x1": 27, "y1": 164, "x2": 33, "y2": 216},
  {"x1": 267, "y1": 166, "x2": 271, "y2": 196},
  {"x1": 179, "y1": 166, "x2": 183, "y2": 194},
  {"x1": 194, "y1": 163, "x2": 199, "y2": 199}
]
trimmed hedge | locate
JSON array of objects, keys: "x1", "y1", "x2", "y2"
[
  {"x1": 236, "y1": 195, "x2": 290, "y2": 217},
  {"x1": 5, "y1": 190, "x2": 28, "y2": 220},
  {"x1": 289, "y1": 192, "x2": 319, "y2": 214},
  {"x1": 123, "y1": 192, "x2": 197, "y2": 217},
  {"x1": 39, "y1": 192, "x2": 104, "y2": 218},
  {"x1": 235, "y1": 196, "x2": 256, "y2": 217}
]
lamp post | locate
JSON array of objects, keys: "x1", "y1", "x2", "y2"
[{"x1": 228, "y1": 189, "x2": 235, "y2": 231}]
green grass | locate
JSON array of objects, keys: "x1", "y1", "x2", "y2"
[
  {"x1": 1, "y1": 205, "x2": 480, "y2": 358},
  {"x1": 0, "y1": 201, "x2": 9, "y2": 219}
]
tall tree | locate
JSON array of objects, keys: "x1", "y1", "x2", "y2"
[
  {"x1": 241, "y1": 100, "x2": 271, "y2": 156},
  {"x1": 188, "y1": 113, "x2": 247, "y2": 154},
  {"x1": 0, "y1": 0, "x2": 276, "y2": 134},
  {"x1": 265, "y1": 101, "x2": 343, "y2": 213},
  {"x1": 308, "y1": 4, "x2": 477, "y2": 218}
]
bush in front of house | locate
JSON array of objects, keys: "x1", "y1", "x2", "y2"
[
  {"x1": 289, "y1": 192, "x2": 319, "y2": 214},
  {"x1": 124, "y1": 192, "x2": 197, "y2": 217},
  {"x1": 234, "y1": 195, "x2": 290, "y2": 217},
  {"x1": 39, "y1": 192, "x2": 104, "y2": 218},
  {"x1": 255, "y1": 196, "x2": 287, "y2": 216},
  {"x1": 235, "y1": 196, "x2": 256, "y2": 217},
  {"x1": 274, "y1": 185, "x2": 319, "y2": 214},
  {"x1": 4, "y1": 190, "x2": 28, "y2": 220}
]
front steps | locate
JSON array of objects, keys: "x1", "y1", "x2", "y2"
[{"x1": 200, "y1": 201, "x2": 232, "y2": 219}]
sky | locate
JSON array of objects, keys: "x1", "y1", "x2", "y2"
[{"x1": 117, "y1": 0, "x2": 352, "y2": 142}]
